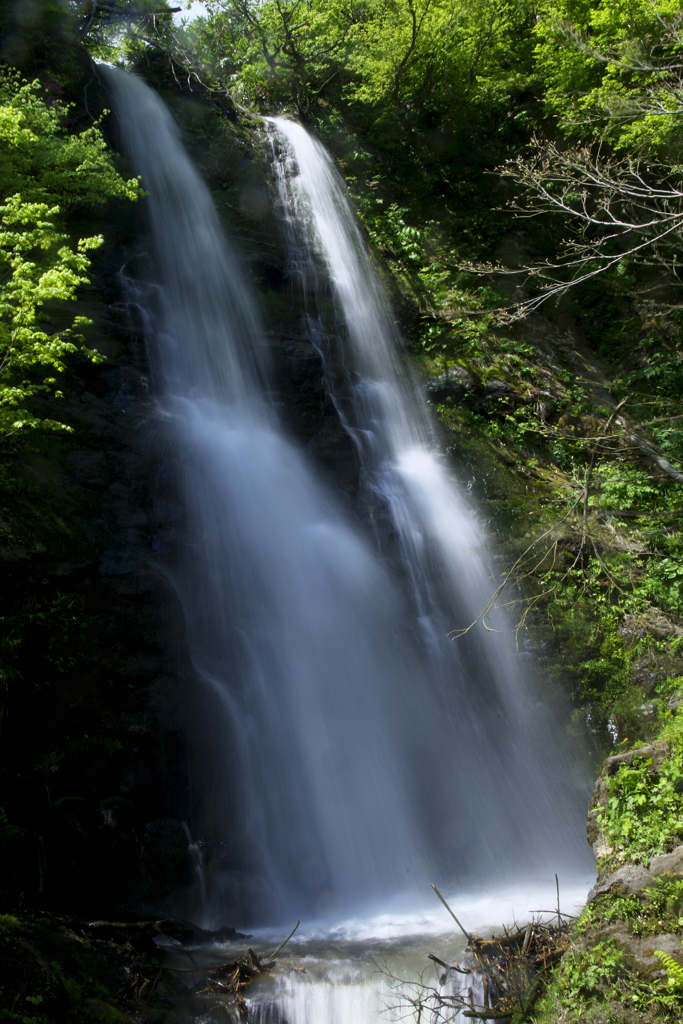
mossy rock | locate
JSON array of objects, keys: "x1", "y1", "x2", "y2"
[{"x1": 0, "y1": 913, "x2": 130, "y2": 1024}]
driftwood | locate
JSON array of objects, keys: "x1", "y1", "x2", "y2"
[
  {"x1": 197, "y1": 920, "x2": 300, "y2": 1021},
  {"x1": 425, "y1": 883, "x2": 572, "y2": 1023}
]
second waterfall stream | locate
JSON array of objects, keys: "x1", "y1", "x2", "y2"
[{"x1": 102, "y1": 64, "x2": 593, "y2": 1019}]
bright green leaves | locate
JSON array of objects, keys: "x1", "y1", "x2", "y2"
[
  {"x1": 587, "y1": 464, "x2": 661, "y2": 511},
  {"x1": 196, "y1": 0, "x2": 537, "y2": 119},
  {"x1": 0, "y1": 194, "x2": 105, "y2": 434},
  {"x1": 346, "y1": 0, "x2": 536, "y2": 112},
  {"x1": 0, "y1": 103, "x2": 38, "y2": 150},
  {"x1": 536, "y1": 882, "x2": 683, "y2": 1021},
  {"x1": 554, "y1": 940, "x2": 626, "y2": 1011},
  {"x1": 534, "y1": 0, "x2": 683, "y2": 156},
  {"x1": 0, "y1": 70, "x2": 140, "y2": 436},
  {"x1": 654, "y1": 945, "x2": 683, "y2": 991},
  {"x1": 0, "y1": 72, "x2": 140, "y2": 210},
  {"x1": 598, "y1": 747, "x2": 683, "y2": 867},
  {"x1": 196, "y1": 0, "x2": 372, "y2": 113}
]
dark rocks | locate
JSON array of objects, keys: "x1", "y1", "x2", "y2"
[
  {"x1": 483, "y1": 379, "x2": 514, "y2": 397},
  {"x1": 424, "y1": 370, "x2": 529, "y2": 425},
  {"x1": 139, "y1": 820, "x2": 195, "y2": 900},
  {"x1": 0, "y1": 234, "x2": 195, "y2": 916},
  {"x1": 0, "y1": 909, "x2": 253, "y2": 1024},
  {"x1": 632, "y1": 652, "x2": 679, "y2": 694},
  {"x1": 425, "y1": 367, "x2": 478, "y2": 403},
  {"x1": 619, "y1": 608, "x2": 683, "y2": 644}
]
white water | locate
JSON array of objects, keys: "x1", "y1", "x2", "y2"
[
  {"x1": 268, "y1": 118, "x2": 509, "y2": 651},
  {"x1": 101, "y1": 68, "x2": 593, "y2": 1021},
  {"x1": 200, "y1": 880, "x2": 590, "y2": 1023}
]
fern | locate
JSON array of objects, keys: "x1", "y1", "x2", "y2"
[{"x1": 654, "y1": 949, "x2": 683, "y2": 990}]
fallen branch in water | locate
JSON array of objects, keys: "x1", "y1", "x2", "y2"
[
  {"x1": 198, "y1": 920, "x2": 300, "y2": 1021},
  {"x1": 387, "y1": 884, "x2": 575, "y2": 1023}
]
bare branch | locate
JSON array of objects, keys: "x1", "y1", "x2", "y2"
[{"x1": 461, "y1": 143, "x2": 683, "y2": 321}]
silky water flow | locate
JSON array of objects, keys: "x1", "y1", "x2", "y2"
[
  {"x1": 102, "y1": 66, "x2": 594, "y2": 1021},
  {"x1": 266, "y1": 116, "x2": 592, "y2": 882}
]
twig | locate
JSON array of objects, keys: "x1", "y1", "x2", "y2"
[
  {"x1": 266, "y1": 919, "x2": 300, "y2": 960},
  {"x1": 527, "y1": 909, "x2": 578, "y2": 919},
  {"x1": 428, "y1": 952, "x2": 472, "y2": 974},
  {"x1": 430, "y1": 883, "x2": 472, "y2": 942},
  {"x1": 583, "y1": 399, "x2": 627, "y2": 527},
  {"x1": 448, "y1": 494, "x2": 583, "y2": 639}
]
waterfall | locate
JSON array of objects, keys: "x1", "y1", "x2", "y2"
[
  {"x1": 266, "y1": 117, "x2": 592, "y2": 886},
  {"x1": 102, "y1": 67, "x2": 431, "y2": 926},
  {"x1": 102, "y1": 68, "x2": 591, "y2": 929}
]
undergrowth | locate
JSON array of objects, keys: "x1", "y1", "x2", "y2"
[{"x1": 531, "y1": 703, "x2": 683, "y2": 1022}]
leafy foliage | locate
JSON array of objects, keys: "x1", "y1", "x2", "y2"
[
  {"x1": 192, "y1": 0, "x2": 536, "y2": 118},
  {"x1": 0, "y1": 71, "x2": 140, "y2": 435},
  {"x1": 534, "y1": 0, "x2": 683, "y2": 155},
  {"x1": 654, "y1": 946, "x2": 683, "y2": 991},
  {"x1": 0, "y1": 195, "x2": 103, "y2": 433},
  {"x1": 534, "y1": 838, "x2": 683, "y2": 1021},
  {"x1": 598, "y1": 745, "x2": 683, "y2": 866},
  {"x1": 553, "y1": 940, "x2": 625, "y2": 1010}
]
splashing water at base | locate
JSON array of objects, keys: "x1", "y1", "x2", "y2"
[{"x1": 209, "y1": 881, "x2": 591, "y2": 1024}]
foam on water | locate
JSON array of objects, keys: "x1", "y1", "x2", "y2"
[{"x1": 239, "y1": 880, "x2": 592, "y2": 1024}]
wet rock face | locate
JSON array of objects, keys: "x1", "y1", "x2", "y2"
[
  {"x1": 0, "y1": 232, "x2": 197, "y2": 914},
  {"x1": 139, "y1": 819, "x2": 196, "y2": 899}
]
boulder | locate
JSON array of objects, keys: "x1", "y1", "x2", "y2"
[
  {"x1": 587, "y1": 863, "x2": 654, "y2": 902},
  {"x1": 598, "y1": 924, "x2": 682, "y2": 970},
  {"x1": 603, "y1": 742, "x2": 670, "y2": 775},
  {"x1": 649, "y1": 845, "x2": 683, "y2": 878}
]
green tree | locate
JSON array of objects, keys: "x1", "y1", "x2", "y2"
[
  {"x1": 0, "y1": 71, "x2": 140, "y2": 436},
  {"x1": 535, "y1": 0, "x2": 683, "y2": 155},
  {"x1": 192, "y1": 0, "x2": 372, "y2": 113},
  {"x1": 345, "y1": 0, "x2": 536, "y2": 115},
  {"x1": 478, "y1": 1, "x2": 683, "y2": 320},
  {"x1": 187, "y1": 0, "x2": 536, "y2": 121}
]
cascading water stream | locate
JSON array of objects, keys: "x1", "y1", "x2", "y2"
[
  {"x1": 267, "y1": 117, "x2": 592, "y2": 881},
  {"x1": 268, "y1": 121, "x2": 513, "y2": 653},
  {"x1": 101, "y1": 65, "x2": 592, "y2": 953}
]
